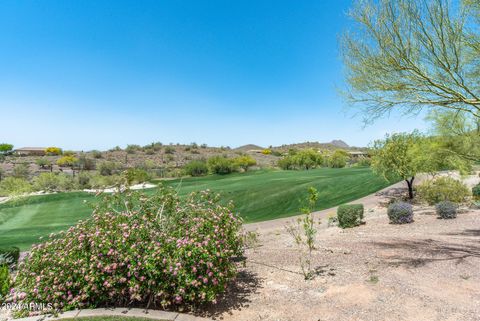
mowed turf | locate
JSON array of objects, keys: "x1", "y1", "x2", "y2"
[
  {"x1": 162, "y1": 167, "x2": 391, "y2": 222},
  {"x1": 0, "y1": 168, "x2": 391, "y2": 250}
]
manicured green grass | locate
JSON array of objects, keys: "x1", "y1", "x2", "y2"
[
  {"x1": 0, "y1": 167, "x2": 391, "y2": 250},
  {"x1": 162, "y1": 167, "x2": 391, "y2": 222},
  {"x1": 0, "y1": 192, "x2": 96, "y2": 250}
]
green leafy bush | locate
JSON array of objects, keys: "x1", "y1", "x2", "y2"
[
  {"x1": 233, "y1": 155, "x2": 257, "y2": 172},
  {"x1": 184, "y1": 160, "x2": 208, "y2": 177},
  {"x1": 0, "y1": 177, "x2": 32, "y2": 197},
  {"x1": 207, "y1": 156, "x2": 237, "y2": 174},
  {"x1": 0, "y1": 264, "x2": 11, "y2": 300},
  {"x1": 277, "y1": 149, "x2": 323, "y2": 170},
  {"x1": 436, "y1": 201, "x2": 457, "y2": 219},
  {"x1": 337, "y1": 204, "x2": 364, "y2": 228},
  {"x1": 472, "y1": 183, "x2": 480, "y2": 200},
  {"x1": 33, "y1": 173, "x2": 75, "y2": 192},
  {"x1": 124, "y1": 168, "x2": 150, "y2": 185},
  {"x1": 0, "y1": 246, "x2": 20, "y2": 266},
  {"x1": 14, "y1": 188, "x2": 243, "y2": 314},
  {"x1": 387, "y1": 201, "x2": 414, "y2": 224},
  {"x1": 12, "y1": 163, "x2": 31, "y2": 179},
  {"x1": 98, "y1": 161, "x2": 121, "y2": 176},
  {"x1": 327, "y1": 150, "x2": 349, "y2": 168},
  {"x1": 417, "y1": 177, "x2": 470, "y2": 205}
]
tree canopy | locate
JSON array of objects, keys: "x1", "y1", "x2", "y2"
[{"x1": 342, "y1": 0, "x2": 480, "y2": 122}]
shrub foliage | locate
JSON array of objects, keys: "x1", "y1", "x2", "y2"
[
  {"x1": 436, "y1": 201, "x2": 457, "y2": 219},
  {"x1": 387, "y1": 201, "x2": 414, "y2": 224},
  {"x1": 14, "y1": 188, "x2": 243, "y2": 314},
  {"x1": 417, "y1": 177, "x2": 470, "y2": 205},
  {"x1": 337, "y1": 204, "x2": 364, "y2": 228}
]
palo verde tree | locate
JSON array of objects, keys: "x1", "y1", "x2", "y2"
[
  {"x1": 371, "y1": 132, "x2": 425, "y2": 199},
  {"x1": 342, "y1": 0, "x2": 480, "y2": 122},
  {"x1": 57, "y1": 155, "x2": 79, "y2": 177}
]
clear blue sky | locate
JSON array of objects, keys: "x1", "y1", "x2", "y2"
[{"x1": 0, "y1": 0, "x2": 428, "y2": 150}]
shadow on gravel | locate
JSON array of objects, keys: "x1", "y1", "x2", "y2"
[
  {"x1": 200, "y1": 270, "x2": 263, "y2": 319},
  {"x1": 442, "y1": 229, "x2": 480, "y2": 237},
  {"x1": 373, "y1": 238, "x2": 480, "y2": 268}
]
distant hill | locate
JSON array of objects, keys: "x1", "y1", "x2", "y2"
[
  {"x1": 234, "y1": 144, "x2": 264, "y2": 151},
  {"x1": 272, "y1": 140, "x2": 365, "y2": 151},
  {"x1": 329, "y1": 140, "x2": 349, "y2": 148}
]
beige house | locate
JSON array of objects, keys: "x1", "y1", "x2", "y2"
[{"x1": 14, "y1": 147, "x2": 47, "y2": 156}]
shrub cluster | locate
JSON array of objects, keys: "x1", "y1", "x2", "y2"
[
  {"x1": 277, "y1": 149, "x2": 324, "y2": 170},
  {"x1": 417, "y1": 177, "x2": 470, "y2": 205},
  {"x1": 184, "y1": 160, "x2": 209, "y2": 177},
  {"x1": 0, "y1": 177, "x2": 33, "y2": 197},
  {"x1": 14, "y1": 188, "x2": 244, "y2": 315},
  {"x1": 0, "y1": 246, "x2": 20, "y2": 266},
  {"x1": 0, "y1": 264, "x2": 11, "y2": 300},
  {"x1": 337, "y1": 204, "x2": 364, "y2": 228},
  {"x1": 436, "y1": 201, "x2": 457, "y2": 219},
  {"x1": 387, "y1": 201, "x2": 414, "y2": 224},
  {"x1": 207, "y1": 156, "x2": 238, "y2": 175},
  {"x1": 472, "y1": 183, "x2": 480, "y2": 200}
]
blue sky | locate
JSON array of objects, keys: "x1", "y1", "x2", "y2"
[{"x1": 0, "y1": 0, "x2": 428, "y2": 150}]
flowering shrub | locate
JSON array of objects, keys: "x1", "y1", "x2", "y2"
[
  {"x1": 436, "y1": 201, "x2": 457, "y2": 219},
  {"x1": 14, "y1": 188, "x2": 244, "y2": 315},
  {"x1": 387, "y1": 201, "x2": 414, "y2": 224}
]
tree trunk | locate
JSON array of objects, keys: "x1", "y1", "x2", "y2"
[{"x1": 405, "y1": 176, "x2": 415, "y2": 199}]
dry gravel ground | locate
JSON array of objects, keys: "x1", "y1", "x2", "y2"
[
  {"x1": 206, "y1": 179, "x2": 480, "y2": 321},
  {"x1": 210, "y1": 206, "x2": 480, "y2": 321}
]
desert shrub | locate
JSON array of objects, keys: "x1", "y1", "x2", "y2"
[
  {"x1": 200, "y1": 143, "x2": 208, "y2": 149},
  {"x1": 417, "y1": 177, "x2": 470, "y2": 205},
  {"x1": 327, "y1": 150, "x2": 349, "y2": 168},
  {"x1": 98, "y1": 161, "x2": 121, "y2": 176},
  {"x1": 78, "y1": 156, "x2": 96, "y2": 170},
  {"x1": 294, "y1": 149, "x2": 323, "y2": 170},
  {"x1": 0, "y1": 177, "x2": 32, "y2": 197},
  {"x1": 262, "y1": 149, "x2": 272, "y2": 155},
  {"x1": 0, "y1": 264, "x2": 11, "y2": 300},
  {"x1": 0, "y1": 246, "x2": 20, "y2": 266},
  {"x1": 353, "y1": 157, "x2": 371, "y2": 167},
  {"x1": 277, "y1": 156, "x2": 295, "y2": 170},
  {"x1": 36, "y1": 158, "x2": 51, "y2": 169},
  {"x1": 207, "y1": 156, "x2": 237, "y2": 175},
  {"x1": 45, "y1": 147, "x2": 62, "y2": 156},
  {"x1": 124, "y1": 168, "x2": 150, "y2": 185},
  {"x1": 91, "y1": 150, "x2": 103, "y2": 159},
  {"x1": 89, "y1": 174, "x2": 124, "y2": 188},
  {"x1": 387, "y1": 201, "x2": 414, "y2": 224},
  {"x1": 33, "y1": 173, "x2": 62, "y2": 191},
  {"x1": 436, "y1": 201, "x2": 457, "y2": 219},
  {"x1": 57, "y1": 156, "x2": 79, "y2": 168},
  {"x1": 144, "y1": 148, "x2": 155, "y2": 155},
  {"x1": 164, "y1": 146, "x2": 175, "y2": 154},
  {"x1": 472, "y1": 183, "x2": 480, "y2": 200},
  {"x1": 125, "y1": 144, "x2": 141, "y2": 154},
  {"x1": 337, "y1": 204, "x2": 364, "y2": 228},
  {"x1": 234, "y1": 155, "x2": 256, "y2": 172},
  {"x1": 184, "y1": 160, "x2": 208, "y2": 177},
  {"x1": 12, "y1": 163, "x2": 30, "y2": 179},
  {"x1": 278, "y1": 149, "x2": 323, "y2": 170},
  {"x1": 76, "y1": 172, "x2": 92, "y2": 189},
  {"x1": 14, "y1": 188, "x2": 243, "y2": 314}
]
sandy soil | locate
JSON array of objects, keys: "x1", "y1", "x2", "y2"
[{"x1": 207, "y1": 175, "x2": 480, "y2": 321}]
